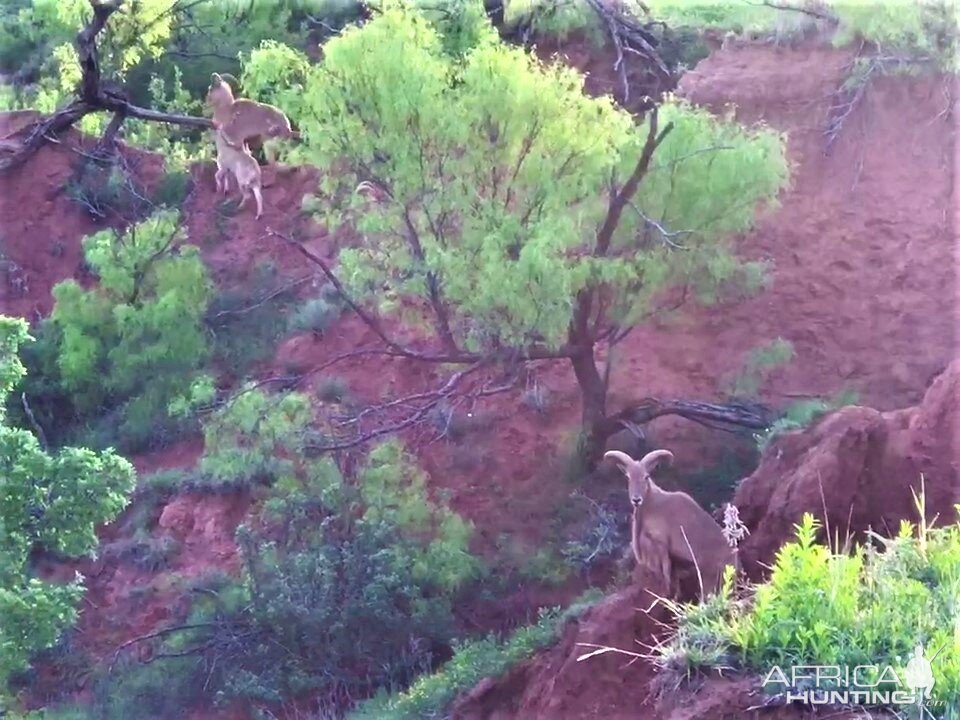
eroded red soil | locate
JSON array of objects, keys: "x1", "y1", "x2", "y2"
[{"x1": 1, "y1": 35, "x2": 957, "y2": 719}]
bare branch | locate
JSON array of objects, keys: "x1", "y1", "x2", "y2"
[
  {"x1": 308, "y1": 362, "x2": 489, "y2": 452},
  {"x1": 20, "y1": 393, "x2": 48, "y2": 450},
  {"x1": 208, "y1": 276, "x2": 312, "y2": 320},
  {"x1": 627, "y1": 202, "x2": 692, "y2": 249},
  {"x1": 583, "y1": 0, "x2": 674, "y2": 107},
  {"x1": 744, "y1": 0, "x2": 839, "y2": 22}
]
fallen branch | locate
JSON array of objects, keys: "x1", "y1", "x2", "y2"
[
  {"x1": 599, "y1": 397, "x2": 775, "y2": 443},
  {"x1": 744, "y1": 0, "x2": 838, "y2": 23},
  {"x1": 583, "y1": 0, "x2": 674, "y2": 106},
  {"x1": 824, "y1": 52, "x2": 878, "y2": 156},
  {"x1": 296, "y1": 358, "x2": 525, "y2": 453}
]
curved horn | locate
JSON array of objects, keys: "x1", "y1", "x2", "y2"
[
  {"x1": 603, "y1": 450, "x2": 638, "y2": 468},
  {"x1": 637, "y1": 449, "x2": 674, "y2": 474},
  {"x1": 218, "y1": 72, "x2": 239, "y2": 90}
]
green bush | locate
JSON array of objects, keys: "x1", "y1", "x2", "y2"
[
  {"x1": 755, "y1": 388, "x2": 859, "y2": 452},
  {"x1": 0, "y1": 316, "x2": 136, "y2": 700},
  {"x1": 151, "y1": 169, "x2": 192, "y2": 208},
  {"x1": 682, "y1": 446, "x2": 756, "y2": 513},
  {"x1": 351, "y1": 589, "x2": 602, "y2": 720},
  {"x1": 103, "y1": 436, "x2": 483, "y2": 715},
  {"x1": 726, "y1": 337, "x2": 795, "y2": 399},
  {"x1": 46, "y1": 209, "x2": 213, "y2": 451},
  {"x1": 315, "y1": 375, "x2": 351, "y2": 403},
  {"x1": 504, "y1": 0, "x2": 608, "y2": 44},
  {"x1": 207, "y1": 262, "x2": 302, "y2": 380},
  {"x1": 657, "y1": 503, "x2": 960, "y2": 717},
  {"x1": 199, "y1": 387, "x2": 312, "y2": 489},
  {"x1": 287, "y1": 296, "x2": 343, "y2": 336},
  {"x1": 86, "y1": 655, "x2": 205, "y2": 720}
]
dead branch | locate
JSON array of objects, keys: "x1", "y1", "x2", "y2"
[
  {"x1": 20, "y1": 393, "x2": 49, "y2": 450},
  {"x1": 296, "y1": 358, "x2": 525, "y2": 454},
  {"x1": 208, "y1": 275, "x2": 313, "y2": 320},
  {"x1": 600, "y1": 398, "x2": 774, "y2": 440},
  {"x1": 0, "y1": 0, "x2": 213, "y2": 172},
  {"x1": 824, "y1": 53, "x2": 878, "y2": 156},
  {"x1": 583, "y1": 0, "x2": 674, "y2": 106},
  {"x1": 744, "y1": 0, "x2": 839, "y2": 23}
]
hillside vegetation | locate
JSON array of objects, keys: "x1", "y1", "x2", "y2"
[{"x1": 0, "y1": 1, "x2": 957, "y2": 719}]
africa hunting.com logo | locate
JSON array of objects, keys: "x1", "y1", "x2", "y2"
[{"x1": 762, "y1": 638, "x2": 951, "y2": 712}]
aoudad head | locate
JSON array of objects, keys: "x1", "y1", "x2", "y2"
[
  {"x1": 603, "y1": 449, "x2": 674, "y2": 508},
  {"x1": 206, "y1": 72, "x2": 236, "y2": 107}
]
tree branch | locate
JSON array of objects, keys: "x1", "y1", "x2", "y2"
[
  {"x1": 265, "y1": 229, "x2": 581, "y2": 365},
  {"x1": 0, "y1": 0, "x2": 213, "y2": 172},
  {"x1": 570, "y1": 109, "x2": 675, "y2": 346},
  {"x1": 745, "y1": 0, "x2": 838, "y2": 22}
]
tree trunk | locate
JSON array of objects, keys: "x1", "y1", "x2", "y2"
[{"x1": 569, "y1": 345, "x2": 608, "y2": 466}]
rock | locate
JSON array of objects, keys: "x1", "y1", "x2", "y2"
[{"x1": 733, "y1": 361, "x2": 959, "y2": 577}]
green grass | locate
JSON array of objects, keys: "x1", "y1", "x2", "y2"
[
  {"x1": 350, "y1": 589, "x2": 603, "y2": 720},
  {"x1": 652, "y1": 486, "x2": 960, "y2": 718},
  {"x1": 646, "y1": 0, "x2": 957, "y2": 69}
]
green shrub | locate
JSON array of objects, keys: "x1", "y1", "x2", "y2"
[
  {"x1": 682, "y1": 446, "x2": 756, "y2": 513},
  {"x1": 504, "y1": 0, "x2": 608, "y2": 44},
  {"x1": 199, "y1": 387, "x2": 312, "y2": 489},
  {"x1": 287, "y1": 296, "x2": 342, "y2": 336},
  {"x1": 207, "y1": 262, "x2": 302, "y2": 379},
  {"x1": 352, "y1": 589, "x2": 602, "y2": 720},
  {"x1": 726, "y1": 338, "x2": 795, "y2": 399},
  {"x1": 315, "y1": 375, "x2": 351, "y2": 403},
  {"x1": 47, "y1": 209, "x2": 213, "y2": 451},
  {"x1": 102, "y1": 532, "x2": 180, "y2": 573},
  {"x1": 755, "y1": 388, "x2": 859, "y2": 452},
  {"x1": 106, "y1": 439, "x2": 483, "y2": 715},
  {"x1": 657, "y1": 502, "x2": 960, "y2": 717},
  {"x1": 86, "y1": 655, "x2": 204, "y2": 720},
  {"x1": 151, "y1": 169, "x2": 192, "y2": 208}
]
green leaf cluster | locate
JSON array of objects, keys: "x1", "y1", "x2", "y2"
[
  {"x1": 48, "y1": 210, "x2": 213, "y2": 450},
  {"x1": 0, "y1": 316, "x2": 135, "y2": 695},
  {"x1": 659, "y1": 510, "x2": 960, "y2": 715},
  {"x1": 199, "y1": 388, "x2": 313, "y2": 486}
]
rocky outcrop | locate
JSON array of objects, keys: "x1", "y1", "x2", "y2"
[{"x1": 733, "y1": 360, "x2": 959, "y2": 577}]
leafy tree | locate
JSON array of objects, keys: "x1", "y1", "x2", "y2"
[
  {"x1": 0, "y1": 316, "x2": 135, "y2": 697},
  {"x1": 247, "y1": 1, "x2": 789, "y2": 456},
  {"x1": 47, "y1": 209, "x2": 213, "y2": 450}
]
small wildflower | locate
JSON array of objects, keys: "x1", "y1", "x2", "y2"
[{"x1": 722, "y1": 503, "x2": 749, "y2": 548}]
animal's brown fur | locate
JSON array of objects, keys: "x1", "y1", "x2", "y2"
[
  {"x1": 605, "y1": 449, "x2": 738, "y2": 601},
  {"x1": 213, "y1": 129, "x2": 263, "y2": 219},
  {"x1": 205, "y1": 73, "x2": 296, "y2": 164}
]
